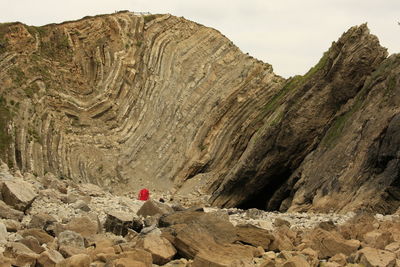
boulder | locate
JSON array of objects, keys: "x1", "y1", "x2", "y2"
[
  {"x1": 235, "y1": 224, "x2": 274, "y2": 250},
  {"x1": 282, "y1": 255, "x2": 310, "y2": 267},
  {"x1": 37, "y1": 249, "x2": 64, "y2": 266},
  {"x1": 58, "y1": 230, "x2": 85, "y2": 248},
  {"x1": 2, "y1": 219, "x2": 21, "y2": 232},
  {"x1": 339, "y1": 214, "x2": 376, "y2": 240},
  {"x1": 56, "y1": 254, "x2": 91, "y2": 267},
  {"x1": 3, "y1": 242, "x2": 39, "y2": 267},
  {"x1": 171, "y1": 222, "x2": 254, "y2": 264},
  {"x1": 363, "y1": 230, "x2": 394, "y2": 250},
  {"x1": 385, "y1": 241, "x2": 400, "y2": 255},
  {"x1": 28, "y1": 213, "x2": 57, "y2": 230},
  {"x1": 104, "y1": 211, "x2": 134, "y2": 237},
  {"x1": 328, "y1": 253, "x2": 347, "y2": 266},
  {"x1": 135, "y1": 232, "x2": 176, "y2": 265},
  {"x1": 137, "y1": 200, "x2": 174, "y2": 218},
  {"x1": 19, "y1": 235, "x2": 45, "y2": 254},
  {"x1": 65, "y1": 216, "x2": 98, "y2": 238},
  {"x1": 300, "y1": 248, "x2": 319, "y2": 266},
  {"x1": 1, "y1": 180, "x2": 37, "y2": 211},
  {"x1": 269, "y1": 230, "x2": 294, "y2": 252},
  {"x1": 354, "y1": 247, "x2": 396, "y2": 267},
  {"x1": 306, "y1": 228, "x2": 360, "y2": 259},
  {"x1": 0, "y1": 200, "x2": 24, "y2": 221},
  {"x1": 160, "y1": 210, "x2": 237, "y2": 244},
  {"x1": 19, "y1": 228, "x2": 54, "y2": 245}
]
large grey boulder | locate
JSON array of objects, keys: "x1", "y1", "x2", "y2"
[{"x1": 58, "y1": 230, "x2": 85, "y2": 248}]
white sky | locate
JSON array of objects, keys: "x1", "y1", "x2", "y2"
[{"x1": 1, "y1": 0, "x2": 399, "y2": 77}]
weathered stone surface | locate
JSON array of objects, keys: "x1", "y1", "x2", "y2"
[
  {"x1": 65, "y1": 216, "x2": 98, "y2": 238},
  {"x1": 282, "y1": 255, "x2": 310, "y2": 267},
  {"x1": 1, "y1": 180, "x2": 37, "y2": 211},
  {"x1": 58, "y1": 230, "x2": 85, "y2": 248},
  {"x1": 269, "y1": 230, "x2": 294, "y2": 252},
  {"x1": 137, "y1": 200, "x2": 174, "y2": 218},
  {"x1": 305, "y1": 228, "x2": 360, "y2": 259},
  {"x1": 19, "y1": 235, "x2": 45, "y2": 254},
  {"x1": 328, "y1": 253, "x2": 347, "y2": 266},
  {"x1": 104, "y1": 211, "x2": 133, "y2": 237},
  {"x1": 160, "y1": 210, "x2": 237, "y2": 244},
  {"x1": 37, "y1": 249, "x2": 64, "y2": 267},
  {"x1": 170, "y1": 222, "x2": 254, "y2": 264},
  {"x1": 354, "y1": 247, "x2": 396, "y2": 267},
  {"x1": 19, "y1": 228, "x2": 54, "y2": 245},
  {"x1": 58, "y1": 245, "x2": 86, "y2": 258},
  {"x1": 235, "y1": 224, "x2": 274, "y2": 250},
  {"x1": 135, "y1": 232, "x2": 176, "y2": 265},
  {"x1": 120, "y1": 249, "x2": 153, "y2": 267},
  {"x1": 385, "y1": 241, "x2": 400, "y2": 253},
  {"x1": 193, "y1": 250, "x2": 253, "y2": 267},
  {"x1": 28, "y1": 213, "x2": 57, "y2": 230},
  {"x1": 363, "y1": 230, "x2": 394, "y2": 250},
  {"x1": 0, "y1": 254, "x2": 13, "y2": 267},
  {"x1": 0, "y1": 200, "x2": 24, "y2": 221},
  {"x1": 56, "y1": 254, "x2": 91, "y2": 267},
  {"x1": 3, "y1": 242, "x2": 39, "y2": 267},
  {"x1": 2, "y1": 219, "x2": 21, "y2": 232}
]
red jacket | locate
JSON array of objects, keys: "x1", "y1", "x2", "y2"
[{"x1": 138, "y1": 188, "x2": 150, "y2": 201}]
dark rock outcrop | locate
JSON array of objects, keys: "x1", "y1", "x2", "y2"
[{"x1": 209, "y1": 24, "x2": 392, "y2": 213}]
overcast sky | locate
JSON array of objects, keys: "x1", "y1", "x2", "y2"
[{"x1": 1, "y1": 0, "x2": 399, "y2": 77}]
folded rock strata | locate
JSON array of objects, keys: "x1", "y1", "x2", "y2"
[{"x1": 0, "y1": 11, "x2": 398, "y2": 213}]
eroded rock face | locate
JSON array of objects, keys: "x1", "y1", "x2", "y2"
[
  {"x1": 0, "y1": 12, "x2": 283, "y2": 197},
  {"x1": 209, "y1": 24, "x2": 389, "y2": 211}
]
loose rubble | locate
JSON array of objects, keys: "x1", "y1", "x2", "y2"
[{"x1": 1, "y1": 163, "x2": 400, "y2": 266}]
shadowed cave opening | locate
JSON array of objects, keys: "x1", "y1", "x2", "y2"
[{"x1": 236, "y1": 169, "x2": 293, "y2": 211}]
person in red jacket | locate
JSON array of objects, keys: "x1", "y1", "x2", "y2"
[{"x1": 138, "y1": 188, "x2": 150, "y2": 201}]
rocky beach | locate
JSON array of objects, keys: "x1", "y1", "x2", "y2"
[{"x1": 1, "y1": 163, "x2": 400, "y2": 266}]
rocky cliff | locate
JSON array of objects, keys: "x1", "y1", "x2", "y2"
[
  {"x1": 0, "y1": 12, "x2": 284, "y2": 192},
  {"x1": 0, "y1": 12, "x2": 398, "y2": 213}
]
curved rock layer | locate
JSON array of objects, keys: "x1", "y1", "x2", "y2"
[
  {"x1": 0, "y1": 12, "x2": 284, "y2": 191},
  {"x1": 0, "y1": 13, "x2": 399, "y2": 213}
]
